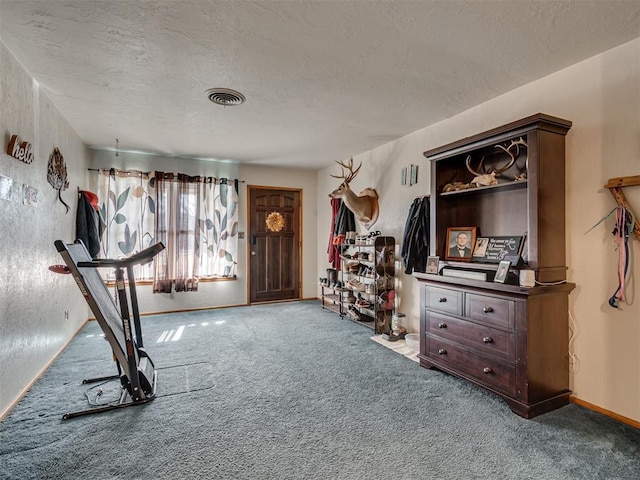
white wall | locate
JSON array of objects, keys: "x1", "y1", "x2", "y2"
[
  {"x1": 317, "y1": 38, "x2": 640, "y2": 423},
  {"x1": 89, "y1": 150, "x2": 318, "y2": 313},
  {"x1": 0, "y1": 42, "x2": 90, "y2": 417}
]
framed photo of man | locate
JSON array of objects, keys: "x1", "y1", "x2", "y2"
[{"x1": 445, "y1": 227, "x2": 477, "y2": 261}]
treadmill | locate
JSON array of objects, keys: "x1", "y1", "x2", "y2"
[{"x1": 54, "y1": 239, "x2": 165, "y2": 419}]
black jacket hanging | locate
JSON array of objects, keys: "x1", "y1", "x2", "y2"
[
  {"x1": 75, "y1": 190, "x2": 103, "y2": 259},
  {"x1": 401, "y1": 196, "x2": 430, "y2": 274}
]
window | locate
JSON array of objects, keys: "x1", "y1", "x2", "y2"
[{"x1": 96, "y1": 169, "x2": 239, "y2": 291}]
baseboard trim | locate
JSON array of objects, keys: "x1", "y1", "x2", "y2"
[
  {"x1": 135, "y1": 302, "x2": 249, "y2": 317},
  {"x1": 570, "y1": 396, "x2": 640, "y2": 429},
  {"x1": 249, "y1": 298, "x2": 301, "y2": 305},
  {"x1": 0, "y1": 318, "x2": 89, "y2": 422}
]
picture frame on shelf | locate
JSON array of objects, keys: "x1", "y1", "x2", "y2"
[
  {"x1": 471, "y1": 235, "x2": 526, "y2": 264},
  {"x1": 472, "y1": 237, "x2": 489, "y2": 258},
  {"x1": 426, "y1": 256, "x2": 439, "y2": 274},
  {"x1": 494, "y1": 260, "x2": 511, "y2": 284},
  {"x1": 445, "y1": 227, "x2": 477, "y2": 261}
]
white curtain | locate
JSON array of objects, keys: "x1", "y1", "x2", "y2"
[
  {"x1": 198, "y1": 178, "x2": 239, "y2": 278},
  {"x1": 96, "y1": 169, "x2": 156, "y2": 280}
]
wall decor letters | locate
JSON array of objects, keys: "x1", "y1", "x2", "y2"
[{"x1": 7, "y1": 134, "x2": 34, "y2": 164}]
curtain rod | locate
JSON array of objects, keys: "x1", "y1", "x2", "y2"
[{"x1": 87, "y1": 168, "x2": 245, "y2": 183}]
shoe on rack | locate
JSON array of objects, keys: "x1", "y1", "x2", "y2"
[
  {"x1": 347, "y1": 279, "x2": 365, "y2": 291},
  {"x1": 356, "y1": 235, "x2": 368, "y2": 245},
  {"x1": 355, "y1": 297, "x2": 372, "y2": 308},
  {"x1": 343, "y1": 292, "x2": 356, "y2": 304},
  {"x1": 347, "y1": 305, "x2": 361, "y2": 321}
]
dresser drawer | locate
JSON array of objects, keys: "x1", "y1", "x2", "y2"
[
  {"x1": 426, "y1": 312, "x2": 515, "y2": 361},
  {"x1": 465, "y1": 293, "x2": 514, "y2": 329},
  {"x1": 426, "y1": 337, "x2": 516, "y2": 395},
  {"x1": 425, "y1": 286, "x2": 462, "y2": 315}
]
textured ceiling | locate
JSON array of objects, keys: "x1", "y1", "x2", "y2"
[{"x1": 1, "y1": 1, "x2": 640, "y2": 169}]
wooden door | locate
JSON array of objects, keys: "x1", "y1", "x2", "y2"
[{"x1": 249, "y1": 187, "x2": 301, "y2": 303}]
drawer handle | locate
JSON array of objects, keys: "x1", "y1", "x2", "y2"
[
  {"x1": 438, "y1": 297, "x2": 447, "y2": 303},
  {"x1": 482, "y1": 306, "x2": 494, "y2": 313},
  {"x1": 438, "y1": 323, "x2": 447, "y2": 329},
  {"x1": 482, "y1": 336, "x2": 493, "y2": 344},
  {"x1": 483, "y1": 367, "x2": 493, "y2": 374},
  {"x1": 438, "y1": 348, "x2": 447, "y2": 355}
]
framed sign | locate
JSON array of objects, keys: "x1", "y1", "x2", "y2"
[
  {"x1": 472, "y1": 235, "x2": 525, "y2": 264},
  {"x1": 445, "y1": 227, "x2": 477, "y2": 261}
]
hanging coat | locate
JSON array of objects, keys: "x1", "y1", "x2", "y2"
[
  {"x1": 401, "y1": 196, "x2": 430, "y2": 274},
  {"x1": 327, "y1": 198, "x2": 341, "y2": 269},
  {"x1": 75, "y1": 190, "x2": 103, "y2": 259},
  {"x1": 327, "y1": 200, "x2": 355, "y2": 270}
]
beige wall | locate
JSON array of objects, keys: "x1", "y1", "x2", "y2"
[
  {"x1": 317, "y1": 38, "x2": 640, "y2": 422},
  {"x1": 0, "y1": 43, "x2": 90, "y2": 417}
]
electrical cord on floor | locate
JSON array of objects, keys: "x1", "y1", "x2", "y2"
[
  {"x1": 84, "y1": 379, "x2": 117, "y2": 406},
  {"x1": 79, "y1": 360, "x2": 215, "y2": 405}
]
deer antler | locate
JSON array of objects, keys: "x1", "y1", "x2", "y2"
[
  {"x1": 466, "y1": 137, "x2": 528, "y2": 177},
  {"x1": 330, "y1": 157, "x2": 362, "y2": 184},
  {"x1": 493, "y1": 137, "x2": 527, "y2": 174},
  {"x1": 465, "y1": 155, "x2": 485, "y2": 176}
]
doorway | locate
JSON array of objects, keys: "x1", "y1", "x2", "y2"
[{"x1": 248, "y1": 186, "x2": 301, "y2": 303}]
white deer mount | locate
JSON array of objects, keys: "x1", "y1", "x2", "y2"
[{"x1": 329, "y1": 157, "x2": 379, "y2": 230}]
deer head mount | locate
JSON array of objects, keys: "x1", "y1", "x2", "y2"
[
  {"x1": 466, "y1": 137, "x2": 528, "y2": 187},
  {"x1": 329, "y1": 157, "x2": 379, "y2": 230}
]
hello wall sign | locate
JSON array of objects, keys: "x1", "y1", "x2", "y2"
[{"x1": 6, "y1": 134, "x2": 34, "y2": 164}]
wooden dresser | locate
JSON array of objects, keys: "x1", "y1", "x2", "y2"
[
  {"x1": 416, "y1": 114, "x2": 575, "y2": 418},
  {"x1": 417, "y1": 276, "x2": 575, "y2": 418}
]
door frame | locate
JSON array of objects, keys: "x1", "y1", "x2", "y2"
[{"x1": 246, "y1": 185, "x2": 303, "y2": 304}]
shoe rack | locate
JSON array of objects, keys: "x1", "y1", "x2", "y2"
[
  {"x1": 339, "y1": 235, "x2": 396, "y2": 334},
  {"x1": 320, "y1": 280, "x2": 343, "y2": 316}
]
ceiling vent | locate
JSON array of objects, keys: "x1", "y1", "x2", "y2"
[{"x1": 205, "y1": 88, "x2": 246, "y2": 106}]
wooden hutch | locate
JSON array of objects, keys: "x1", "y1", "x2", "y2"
[{"x1": 415, "y1": 114, "x2": 575, "y2": 418}]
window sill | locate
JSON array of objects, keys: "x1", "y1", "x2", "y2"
[{"x1": 105, "y1": 276, "x2": 237, "y2": 287}]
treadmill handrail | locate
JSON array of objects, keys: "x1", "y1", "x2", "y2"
[{"x1": 76, "y1": 242, "x2": 165, "y2": 268}]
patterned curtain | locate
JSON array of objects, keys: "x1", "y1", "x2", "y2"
[
  {"x1": 96, "y1": 169, "x2": 155, "y2": 280},
  {"x1": 198, "y1": 178, "x2": 239, "y2": 278},
  {"x1": 96, "y1": 169, "x2": 239, "y2": 290}
]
